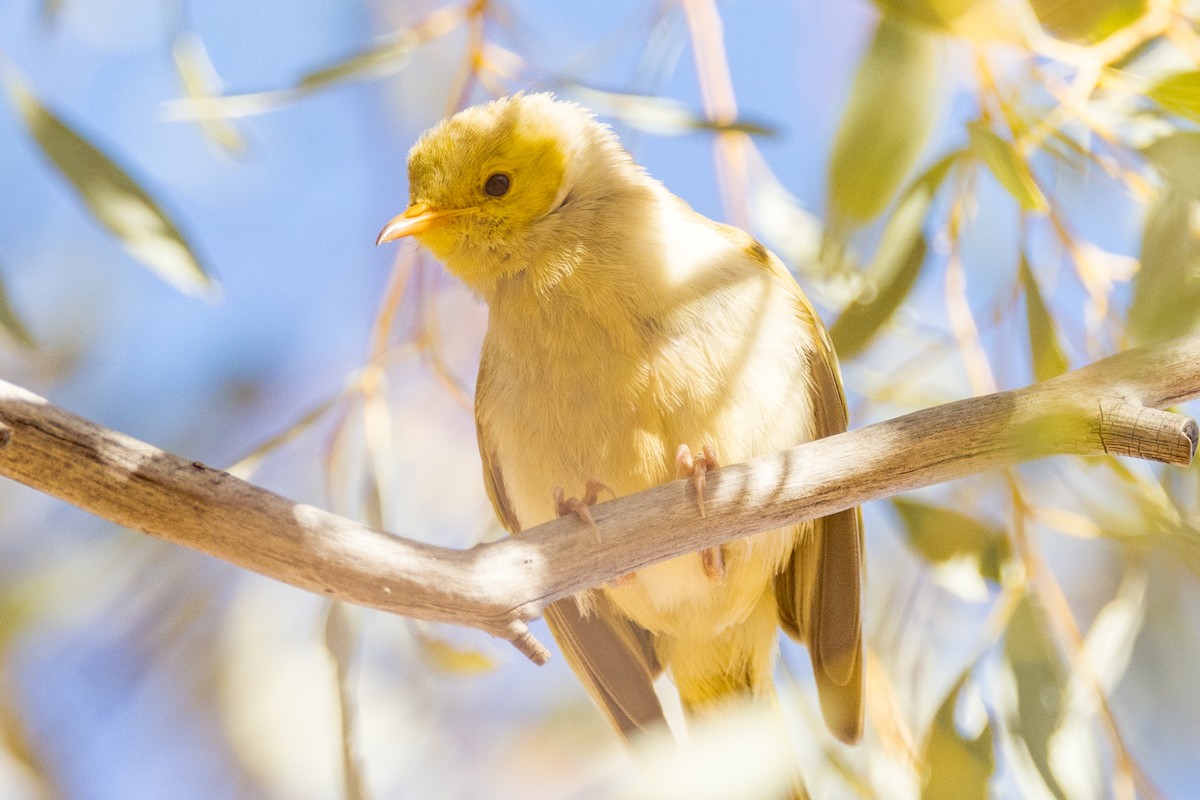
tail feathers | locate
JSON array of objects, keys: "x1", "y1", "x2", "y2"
[{"x1": 659, "y1": 592, "x2": 809, "y2": 799}]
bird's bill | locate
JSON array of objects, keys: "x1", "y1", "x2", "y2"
[{"x1": 375, "y1": 202, "x2": 477, "y2": 245}]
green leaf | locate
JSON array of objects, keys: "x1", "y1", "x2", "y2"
[
  {"x1": 1019, "y1": 257, "x2": 1068, "y2": 381},
  {"x1": 1005, "y1": 595, "x2": 1068, "y2": 800},
  {"x1": 921, "y1": 673, "x2": 994, "y2": 800},
  {"x1": 172, "y1": 34, "x2": 247, "y2": 157},
  {"x1": 298, "y1": 30, "x2": 421, "y2": 92},
  {"x1": 873, "y1": 0, "x2": 1023, "y2": 42},
  {"x1": 830, "y1": 153, "x2": 957, "y2": 358},
  {"x1": 968, "y1": 122, "x2": 1048, "y2": 212},
  {"x1": 893, "y1": 498, "x2": 1011, "y2": 582},
  {"x1": 1142, "y1": 131, "x2": 1200, "y2": 200},
  {"x1": 0, "y1": 273, "x2": 35, "y2": 348},
  {"x1": 1028, "y1": 0, "x2": 1146, "y2": 43},
  {"x1": 4, "y1": 70, "x2": 214, "y2": 297},
  {"x1": 1147, "y1": 71, "x2": 1200, "y2": 124},
  {"x1": 1128, "y1": 190, "x2": 1200, "y2": 345},
  {"x1": 827, "y1": 15, "x2": 941, "y2": 223}
]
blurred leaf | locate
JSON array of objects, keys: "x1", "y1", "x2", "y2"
[
  {"x1": 1019, "y1": 257, "x2": 1068, "y2": 381},
  {"x1": 417, "y1": 632, "x2": 496, "y2": 675},
  {"x1": 873, "y1": 0, "x2": 1024, "y2": 42},
  {"x1": 827, "y1": 15, "x2": 941, "y2": 223},
  {"x1": 893, "y1": 497, "x2": 1011, "y2": 582},
  {"x1": 4, "y1": 70, "x2": 215, "y2": 297},
  {"x1": 1128, "y1": 190, "x2": 1200, "y2": 345},
  {"x1": 299, "y1": 30, "x2": 421, "y2": 91},
  {"x1": 968, "y1": 122, "x2": 1048, "y2": 212},
  {"x1": 1005, "y1": 595, "x2": 1068, "y2": 800},
  {"x1": 1029, "y1": 0, "x2": 1146, "y2": 43},
  {"x1": 41, "y1": 0, "x2": 61, "y2": 24},
  {"x1": 921, "y1": 673, "x2": 994, "y2": 800},
  {"x1": 0, "y1": 273, "x2": 34, "y2": 348},
  {"x1": 568, "y1": 85, "x2": 774, "y2": 137},
  {"x1": 830, "y1": 153, "x2": 957, "y2": 357},
  {"x1": 1142, "y1": 131, "x2": 1200, "y2": 200},
  {"x1": 172, "y1": 33, "x2": 247, "y2": 156},
  {"x1": 1147, "y1": 71, "x2": 1200, "y2": 124}
]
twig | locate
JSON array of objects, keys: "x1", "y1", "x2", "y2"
[{"x1": 1, "y1": 335, "x2": 1198, "y2": 663}]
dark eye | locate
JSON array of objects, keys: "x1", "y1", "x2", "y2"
[{"x1": 484, "y1": 173, "x2": 511, "y2": 197}]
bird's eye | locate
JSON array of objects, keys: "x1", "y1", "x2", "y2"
[{"x1": 484, "y1": 173, "x2": 511, "y2": 197}]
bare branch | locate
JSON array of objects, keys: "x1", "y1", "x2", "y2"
[{"x1": 1, "y1": 334, "x2": 1198, "y2": 663}]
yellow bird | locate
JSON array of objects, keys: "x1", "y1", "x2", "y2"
[{"x1": 377, "y1": 93, "x2": 864, "y2": 746}]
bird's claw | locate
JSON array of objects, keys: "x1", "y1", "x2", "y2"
[
  {"x1": 675, "y1": 443, "x2": 718, "y2": 517},
  {"x1": 553, "y1": 479, "x2": 614, "y2": 542},
  {"x1": 676, "y1": 444, "x2": 726, "y2": 582}
]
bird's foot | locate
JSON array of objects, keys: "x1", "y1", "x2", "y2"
[
  {"x1": 675, "y1": 444, "x2": 726, "y2": 582},
  {"x1": 675, "y1": 443, "x2": 719, "y2": 517},
  {"x1": 553, "y1": 479, "x2": 614, "y2": 540}
]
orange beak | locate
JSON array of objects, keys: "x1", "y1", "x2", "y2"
[{"x1": 375, "y1": 202, "x2": 478, "y2": 245}]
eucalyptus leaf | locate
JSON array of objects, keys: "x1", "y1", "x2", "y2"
[
  {"x1": 893, "y1": 497, "x2": 1010, "y2": 582},
  {"x1": 921, "y1": 673, "x2": 994, "y2": 800},
  {"x1": 1128, "y1": 190, "x2": 1200, "y2": 345},
  {"x1": 873, "y1": 0, "x2": 1023, "y2": 42},
  {"x1": 1019, "y1": 256, "x2": 1068, "y2": 381},
  {"x1": 968, "y1": 121, "x2": 1048, "y2": 212},
  {"x1": 1142, "y1": 130, "x2": 1200, "y2": 200},
  {"x1": 1147, "y1": 70, "x2": 1200, "y2": 124},
  {"x1": 1005, "y1": 595, "x2": 1068, "y2": 800},
  {"x1": 568, "y1": 84, "x2": 775, "y2": 137},
  {"x1": 830, "y1": 153, "x2": 957, "y2": 357},
  {"x1": 4, "y1": 70, "x2": 214, "y2": 297},
  {"x1": 1028, "y1": 0, "x2": 1146, "y2": 43},
  {"x1": 0, "y1": 274, "x2": 34, "y2": 348},
  {"x1": 299, "y1": 30, "x2": 421, "y2": 92},
  {"x1": 172, "y1": 33, "x2": 247, "y2": 156},
  {"x1": 827, "y1": 15, "x2": 941, "y2": 223}
]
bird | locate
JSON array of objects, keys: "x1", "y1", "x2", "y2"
[{"x1": 376, "y1": 93, "x2": 864, "y2": 750}]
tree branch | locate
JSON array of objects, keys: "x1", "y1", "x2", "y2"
[{"x1": 1, "y1": 335, "x2": 1198, "y2": 663}]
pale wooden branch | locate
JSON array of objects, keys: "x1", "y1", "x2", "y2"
[{"x1": 1, "y1": 334, "x2": 1198, "y2": 663}]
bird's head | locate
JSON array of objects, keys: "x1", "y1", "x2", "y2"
[{"x1": 377, "y1": 93, "x2": 624, "y2": 294}]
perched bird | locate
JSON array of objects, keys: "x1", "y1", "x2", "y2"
[{"x1": 376, "y1": 93, "x2": 864, "y2": 747}]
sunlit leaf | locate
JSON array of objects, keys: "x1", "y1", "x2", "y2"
[
  {"x1": 1029, "y1": 0, "x2": 1146, "y2": 43},
  {"x1": 1128, "y1": 190, "x2": 1200, "y2": 345},
  {"x1": 921, "y1": 673, "x2": 994, "y2": 800},
  {"x1": 0, "y1": 273, "x2": 34, "y2": 348},
  {"x1": 827, "y1": 15, "x2": 941, "y2": 223},
  {"x1": 873, "y1": 0, "x2": 1024, "y2": 42},
  {"x1": 4, "y1": 70, "x2": 215, "y2": 297},
  {"x1": 1005, "y1": 595, "x2": 1068, "y2": 800},
  {"x1": 893, "y1": 498, "x2": 1011, "y2": 582},
  {"x1": 1147, "y1": 71, "x2": 1200, "y2": 124},
  {"x1": 172, "y1": 33, "x2": 247, "y2": 156},
  {"x1": 968, "y1": 122, "x2": 1048, "y2": 212},
  {"x1": 1142, "y1": 130, "x2": 1200, "y2": 200},
  {"x1": 417, "y1": 632, "x2": 496, "y2": 675},
  {"x1": 830, "y1": 153, "x2": 957, "y2": 357},
  {"x1": 1019, "y1": 257, "x2": 1068, "y2": 381}
]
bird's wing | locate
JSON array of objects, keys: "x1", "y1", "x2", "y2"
[
  {"x1": 543, "y1": 595, "x2": 666, "y2": 738},
  {"x1": 474, "y1": 356, "x2": 666, "y2": 739},
  {"x1": 772, "y1": 268, "x2": 865, "y2": 745}
]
